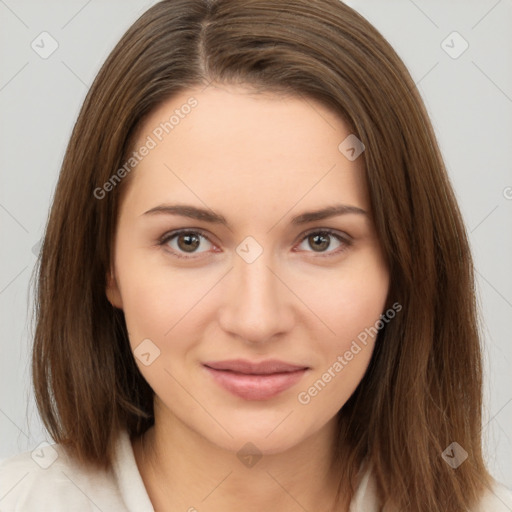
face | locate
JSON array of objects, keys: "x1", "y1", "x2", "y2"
[{"x1": 106, "y1": 84, "x2": 389, "y2": 455}]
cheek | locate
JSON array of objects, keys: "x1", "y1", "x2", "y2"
[
  {"x1": 115, "y1": 266, "x2": 204, "y2": 396},
  {"x1": 114, "y1": 250, "x2": 194, "y2": 348},
  {"x1": 297, "y1": 252, "x2": 389, "y2": 347},
  {"x1": 294, "y1": 251, "x2": 389, "y2": 400},
  {"x1": 296, "y1": 295, "x2": 388, "y2": 412},
  {"x1": 119, "y1": 279, "x2": 173, "y2": 347}
]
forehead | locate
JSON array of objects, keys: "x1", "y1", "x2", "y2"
[{"x1": 122, "y1": 84, "x2": 369, "y2": 220}]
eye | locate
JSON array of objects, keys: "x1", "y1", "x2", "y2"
[
  {"x1": 294, "y1": 229, "x2": 351, "y2": 257},
  {"x1": 159, "y1": 229, "x2": 215, "y2": 258},
  {"x1": 158, "y1": 228, "x2": 351, "y2": 260}
]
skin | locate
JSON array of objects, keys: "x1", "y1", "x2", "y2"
[{"x1": 106, "y1": 84, "x2": 390, "y2": 512}]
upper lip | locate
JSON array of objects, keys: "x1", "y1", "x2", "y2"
[{"x1": 203, "y1": 359, "x2": 309, "y2": 375}]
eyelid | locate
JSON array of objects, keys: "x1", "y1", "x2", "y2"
[
  {"x1": 158, "y1": 227, "x2": 212, "y2": 244},
  {"x1": 298, "y1": 227, "x2": 352, "y2": 243}
]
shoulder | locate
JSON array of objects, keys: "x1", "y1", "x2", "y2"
[
  {"x1": 351, "y1": 464, "x2": 512, "y2": 512},
  {"x1": 0, "y1": 442, "x2": 121, "y2": 512},
  {"x1": 0, "y1": 431, "x2": 151, "y2": 512},
  {"x1": 473, "y1": 479, "x2": 512, "y2": 512}
]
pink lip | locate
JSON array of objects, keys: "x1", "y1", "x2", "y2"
[{"x1": 203, "y1": 359, "x2": 309, "y2": 401}]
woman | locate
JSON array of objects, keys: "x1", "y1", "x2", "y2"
[{"x1": 1, "y1": 1, "x2": 511, "y2": 510}]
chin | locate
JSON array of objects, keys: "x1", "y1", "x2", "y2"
[
  {"x1": 195, "y1": 412, "x2": 317, "y2": 458},
  {"x1": 212, "y1": 431, "x2": 303, "y2": 457}
]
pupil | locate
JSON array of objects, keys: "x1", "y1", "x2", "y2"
[
  {"x1": 178, "y1": 234, "x2": 199, "y2": 252},
  {"x1": 310, "y1": 234, "x2": 329, "y2": 251}
]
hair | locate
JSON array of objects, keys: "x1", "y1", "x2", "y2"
[{"x1": 32, "y1": 0, "x2": 494, "y2": 510}]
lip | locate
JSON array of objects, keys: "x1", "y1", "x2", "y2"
[{"x1": 203, "y1": 359, "x2": 309, "y2": 401}]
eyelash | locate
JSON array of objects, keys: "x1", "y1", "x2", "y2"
[{"x1": 157, "y1": 228, "x2": 352, "y2": 260}]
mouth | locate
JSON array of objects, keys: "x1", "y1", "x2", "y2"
[{"x1": 202, "y1": 359, "x2": 310, "y2": 401}]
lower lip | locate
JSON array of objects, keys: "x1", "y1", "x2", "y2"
[{"x1": 203, "y1": 366, "x2": 308, "y2": 401}]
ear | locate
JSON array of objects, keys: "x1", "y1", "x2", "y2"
[{"x1": 106, "y1": 269, "x2": 123, "y2": 309}]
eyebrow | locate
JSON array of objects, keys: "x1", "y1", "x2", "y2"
[{"x1": 142, "y1": 203, "x2": 367, "y2": 226}]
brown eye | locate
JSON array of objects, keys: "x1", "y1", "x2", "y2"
[
  {"x1": 176, "y1": 233, "x2": 201, "y2": 252},
  {"x1": 307, "y1": 233, "x2": 331, "y2": 252},
  {"x1": 296, "y1": 229, "x2": 350, "y2": 256},
  {"x1": 160, "y1": 230, "x2": 214, "y2": 258}
]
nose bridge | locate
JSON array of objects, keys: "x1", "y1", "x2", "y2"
[{"x1": 218, "y1": 246, "x2": 293, "y2": 343}]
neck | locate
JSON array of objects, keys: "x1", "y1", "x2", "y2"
[{"x1": 132, "y1": 409, "x2": 348, "y2": 512}]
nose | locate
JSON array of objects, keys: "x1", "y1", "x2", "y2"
[{"x1": 218, "y1": 251, "x2": 295, "y2": 345}]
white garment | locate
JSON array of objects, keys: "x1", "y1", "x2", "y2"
[{"x1": 1, "y1": 430, "x2": 511, "y2": 511}]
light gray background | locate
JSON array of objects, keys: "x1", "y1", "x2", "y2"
[{"x1": 1, "y1": 0, "x2": 511, "y2": 490}]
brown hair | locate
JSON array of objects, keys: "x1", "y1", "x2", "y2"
[{"x1": 33, "y1": 0, "x2": 494, "y2": 510}]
